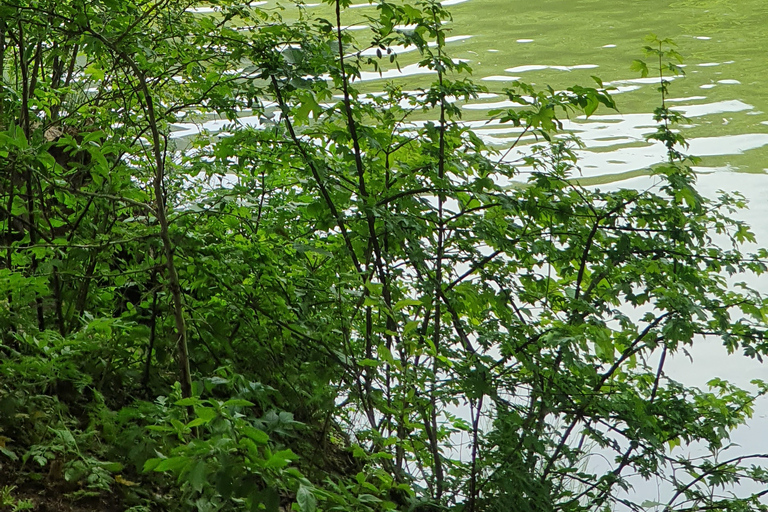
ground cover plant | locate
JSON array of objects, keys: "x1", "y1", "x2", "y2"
[{"x1": 1, "y1": 0, "x2": 768, "y2": 511}]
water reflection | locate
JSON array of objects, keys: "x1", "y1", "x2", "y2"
[
  {"x1": 505, "y1": 63, "x2": 600, "y2": 72},
  {"x1": 186, "y1": 1, "x2": 266, "y2": 12},
  {"x1": 182, "y1": 0, "x2": 768, "y2": 187},
  {"x1": 181, "y1": 0, "x2": 768, "y2": 500}
]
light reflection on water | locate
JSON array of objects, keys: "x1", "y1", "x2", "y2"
[
  {"x1": 504, "y1": 63, "x2": 599, "y2": 72},
  {"x1": 340, "y1": 0, "x2": 768, "y2": 493},
  {"x1": 185, "y1": 0, "x2": 768, "y2": 185},
  {"x1": 185, "y1": 0, "x2": 768, "y2": 490},
  {"x1": 586, "y1": 171, "x2": 768, "y2": 499}
]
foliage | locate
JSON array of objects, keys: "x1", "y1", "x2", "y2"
[
  {"x1": 0, "y1": 2, "x2": 767, "y2": 512},
  {"x1": 0, "y1": 486, "x2": 34, "y2": 511}
]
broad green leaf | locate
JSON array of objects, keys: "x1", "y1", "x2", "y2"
[
  {"x1": 223, "y1": 399, "x2": 255, "y2": 408},
  {"x1": 297, "y1": 485, "x2": 317, "y2": 512},
  {"x1": 154, "y1": 457, "x2": 191, "y2": 473},
  {"x1": 242, "y1": 426, "x2": 270, "y2": 445}
]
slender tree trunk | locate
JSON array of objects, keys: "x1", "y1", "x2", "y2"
[
  {"x1": 142, "y1": 273, "x2": 159, "y2": 391},
  {"x1": 429, "y1": 11, "x2": 448, "y2": 500},
  {"x1": 467, "y1": 394, "x2": 484, "y2": 512},
  {"x1": 1, "y1": 19, "x2": 12, "y2": 327},
  {"x1": 71, "y1": 254, "x2": 97, "y2": 330},
  {"x1": 18, "y1": 21, "x2": 45, "y2": 331},
  {"x1": 63, "y1": 44, "x2": 78, "y2": 88},
  {"x1": 29, "y1": 42, "x2": 41, "y2": 100},
  {"x1": 0, "y1": 19, "x2": 6, "y2": 129},
  {"x1": 133, "y1": 67, "x2": 193, "y2": 400},
  {"x1": 85, "y1": 27, "x2": 194, "y2": 397}
]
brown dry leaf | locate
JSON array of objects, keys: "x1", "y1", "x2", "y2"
[{"x1": 44, "y1": 126, "x2": 64, "y2": 141}]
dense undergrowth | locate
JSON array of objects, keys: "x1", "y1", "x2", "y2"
[{"x1": 1, "y1": 0, "x2": 768, "y2": 511}]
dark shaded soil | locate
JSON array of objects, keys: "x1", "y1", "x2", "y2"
[{"x1": 0, "y1": 459, "x2": 120, "y2": 512}]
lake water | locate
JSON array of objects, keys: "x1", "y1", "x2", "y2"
[
  {"x1": 188, "y1": 0, "x2": 768, "y2": 498},
  {"x1": 327, "y1": 0, "x2": 768, "y2": 497},
  {"x1": 186, "y1": 1, "x2": 768, "y2": 184},
  {"x1": 322, "y1": 0, "x2": 768, "y2": 177},
  {"x1": 314, "y1": 0, "x2": 768, "y2": 424}
]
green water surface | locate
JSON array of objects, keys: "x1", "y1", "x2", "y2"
[{"x1": 326, "y1": 0, "x2": 768, "y2": 182}]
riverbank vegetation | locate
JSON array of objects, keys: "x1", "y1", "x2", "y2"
[{"x1": 1, "y1": 1, "x2": 768, "y2": 511}]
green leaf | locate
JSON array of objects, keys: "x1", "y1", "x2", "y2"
[
  {"x1": 84, "y1": 62, "x2": 106, "y2": 81},
  {"x1": 223, "y1": 399, "x2": 255, "y2": 408},
  {"x1": 186, "y1": 417, "x2": 209, "y2": 428},
  {"x1": 147, "y1": 425, "x2": 175, "y2": 433},
  {"x1": 175, "y1": 397, "x2": 201, "y2": 407},
  {"x1": 242, "y1": 426, "x2": 270, "y2": 445},
  {"x1": 99, "y1": 462, "x2": 124, "y2": 473},
  {"x1": 394, "y1": 299, "x2": 422, "y2": 311},
  {"x1": 630, "y1": 59, "x2": 649, "y2": 78},
  {"x1": 264, "y1": 449, "x2": 298, "y2": 469},
  {"x1": 142, "y1": 458, "x2": 161, "y2": 473},
  {"x1": 187, "y1": 461, "x2": 208, "y2": 493},
  {"x1": 297, "y1": 485, "x2": 317, "y2": 512},
  {"x1": 0, "y1": 446, "x2": 17, "y2": 461},
  {"x1": 194, "y1": 407, "x2": 217, "y2": 423},
  {"x1": 357, "y1": 494, "x2": 381, "y2": 504},
  {"x1": 403, "y1": 320, "x2": 420, "y2": 335},
  {"x1": 154, "y1": 456, "x2": 191, "y2": 473}
]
